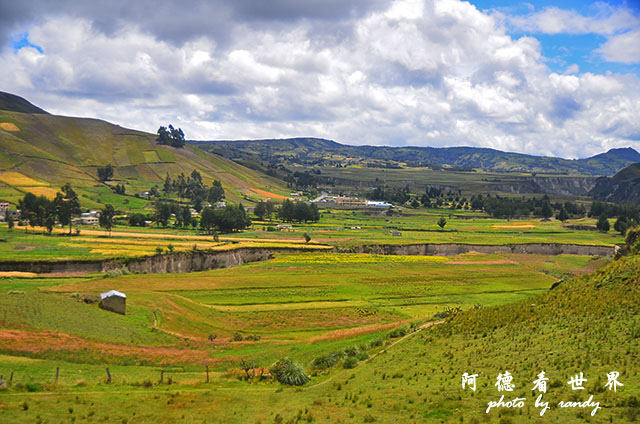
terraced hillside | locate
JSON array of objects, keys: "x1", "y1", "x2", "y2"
[{"x1": 0, "y1": 92, "x2": 289, "y2": 209}]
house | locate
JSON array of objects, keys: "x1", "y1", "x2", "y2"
[
  {"x1": 81, "y1": 216, "x2": 99, "y2": 225},
  {"x1": 99, "y1": 290, "x2": 126, "y2": 315},
  {"x1": 391, "y1": 231, "x2": 402, "y2": 236},
  {"x1": 0, "y1": 203, "x2": 9, "y2": 211}
]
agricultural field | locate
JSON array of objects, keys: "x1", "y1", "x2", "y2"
[
  {"x1": 0, "y1": 207, "x2": 623, "y2": 262},
  {"x1": 0, "y1": 249, "x2": 637, "y2": 423}
]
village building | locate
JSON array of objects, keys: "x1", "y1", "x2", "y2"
[{"x1": 99, "y1": 290, "x2": 126, "y2": 315}]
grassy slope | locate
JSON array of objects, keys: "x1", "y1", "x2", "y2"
[{"x1": 0, "y1": 109, "x2": 289, "y2": 207}]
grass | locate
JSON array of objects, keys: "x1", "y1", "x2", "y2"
[{"x1": 3, "y1": 250, "x2": 635, "y2": 423}]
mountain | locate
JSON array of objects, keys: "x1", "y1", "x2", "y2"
[
  {"x1": 192, "y1": 137, "x2": 640, "y2": 176},
  {"x1": 0, "y1": 92, "x2": 288, "y2": 209},
  {"x1": 590, "y1": 162, "x2": 640, "y2": 204}
]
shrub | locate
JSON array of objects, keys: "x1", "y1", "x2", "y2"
[
  {"x1": 342, "y1": 357, "x2": 359, "y2": 369},
  {"x1": 311, "y1": 352, "x2": 343, "y2": 370},
  {"x1": 357, "y1": 352, "x2": 369, "y2": 361},
  {"x1": 26, "y1": 383, "x2": 41, "y2": 392},
  {"x1": 232, "y1": 332, "x2": 243, "y2": 342},
  {"x1": 387, "y1": 326, "x2": 409, "y2": 338},
  {"x1": 270, "y1": 358, "x2": 310, "y2": 386},
  {"x1": 343, "y1": 346, "x2": 360, "y2": 357}
]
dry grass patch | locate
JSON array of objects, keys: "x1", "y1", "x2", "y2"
[
  {"x1": 0, "y1": 122, "x2": 19, "y2": 131},
  {"x1": 249, "y1": 187, "x2": 290, "y2": 200}
]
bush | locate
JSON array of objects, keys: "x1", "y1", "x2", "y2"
[
  {"x1": 311, "y1": 351, "x2": 344, "y2": 370},
  {"x1": 343, "y1": 346, "x2": 360, "y2": 357},
  {"x1": 104, "y1": 267, "x2": 130, "y2": 278},
  {"x1": 26, "y1": 382, "x2": 41, "y2": 392},
  {"x1": 342, "y1": 357, "x2": 359, "y2": 369},
  {"x1": 270, "y1": 358, "x2": 310, "y2": 386},
  {"x1": 387, "y1": 326, "x2": 409, "y2": 338},
  {"x1": 232, "y1": 332, "x2": 243, "y2": 342}
]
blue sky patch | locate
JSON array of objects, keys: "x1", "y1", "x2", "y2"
[
  {"x1": 468, "y1": 0, "x2": 640, "y2": 76},
  {"x1": 11, "y1": 32, "x2": 43, "y2": 54}
]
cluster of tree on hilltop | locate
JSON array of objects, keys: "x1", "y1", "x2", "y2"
[{"x1": 156, "y1": 124, "x2": 185, "y2": 148}]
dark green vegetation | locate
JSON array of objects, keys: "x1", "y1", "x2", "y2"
[
  {"x1": 591, "y1": 163, "x2": 640, "y2": 204},
  {"x1": 194, "y1": 137, "x2": 640, "y2": 176}
]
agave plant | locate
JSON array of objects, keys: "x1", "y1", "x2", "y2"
[{"x1": 270, "y1": 358, "x2": 310, "y2": 386}]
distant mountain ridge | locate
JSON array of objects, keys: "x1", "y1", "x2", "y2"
[{"x1": 192, "y1": 137, "x2": 640, "y2": 176}]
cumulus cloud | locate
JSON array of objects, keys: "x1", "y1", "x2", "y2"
[
  {"x1": 506, "y1": 3, "x2": 639, "y2": 35},
  {"x1": 0, "y1": 0, "x2": 639, "y2": 158}
]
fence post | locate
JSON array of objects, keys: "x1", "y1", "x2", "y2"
[
  {"x1": 206, "y1": 365, "x2": 209, "y2": 383},
  {"x1": 55, "y1": 367, "x2": 59, "y2": 384},
  {"x1": 9, "y1": 371, "x2": 13, "y2": 385},
  {"x1": 106, "y1": 368, "x2": 111, "y2": 384}
]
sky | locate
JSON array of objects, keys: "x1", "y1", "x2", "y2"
[{"x1": 1, "y1": 0, "x2": 639, "y2": 158}]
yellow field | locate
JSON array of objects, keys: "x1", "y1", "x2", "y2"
[
  {"x1": 0, "y1": 122, "x2": 19, "y2": 132},
  {"x1": 19, "y1": 186, "x2": 58, "y2": 198},
  {"x1": 0, "y1": 171, "x2": 48, "y2": 186},
  {"x1": 492, "y1": 223, "x2": 536, "y2": 229}
]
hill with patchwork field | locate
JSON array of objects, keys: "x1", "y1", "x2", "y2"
[{"x1": 0, "y1": 92, "x2": 289, "y2": 210}]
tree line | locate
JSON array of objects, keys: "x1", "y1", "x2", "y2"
[{"x1": 18, "y1": 184, "x2": 81, "y2": 235}]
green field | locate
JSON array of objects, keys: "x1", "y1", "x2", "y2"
[{"x1": 0, "y1": 251, "x2": 637, "y2": 423}]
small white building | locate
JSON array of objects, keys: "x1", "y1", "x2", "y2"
[{"x1": 99, "y1": 290, "x2": 126, "y2": 315}]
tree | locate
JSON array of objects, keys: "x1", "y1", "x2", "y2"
[
  {"x1": 557, "y1": 207, "x2": 569, "y2": 222},
  {"x1": 7, "y1": 213, "x2": 14, "y2": 231},
  {"x1": 200, "y1": 207, "x2": 216, "y2": 234},
  {"x1": 207, "y1": 180, "x2": 225, "y2": 203},
  {"x1": 97, "y1": 164, "x2": 114, "y2": 181},
  {"x1": 156, "y1": 124, "x2": 185, "y2": 148},
  {"x1": 99, "y1": 204, "x2": 115, "y2": 236},
  {"x1": 254, "y1": 201, "x2": 267, "y2": 220},
  {"x1": 596, "y1": 214, "x2": 610, "y2": 232},
  {"x1": 55, "y1": 184, "x2": 81, "y2": 235},
  {"x1": 437, "y1": 217, "x2": 447, "y2": 229},
  {"x1": 541, "y1": 201, "x2": 553, "y2": 219},
  {"x1": 154, "y1": 201, "x2": 173, "y2": 227},
  {"x1": 303, "y1": 233, "x2": 311, "y2": 243}
]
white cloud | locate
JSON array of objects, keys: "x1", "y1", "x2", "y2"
[
  {"x1": 507, "y1": 4, "x2": 640, "y2": 35},
  {"x1": 0, "y1": 0, "x2": 638, "y2": 158},
  {"x1": 596, "y1": 28, "x2": 640, "y2": 64}
]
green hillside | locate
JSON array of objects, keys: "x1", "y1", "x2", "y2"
[
  {"x1": 591, "y1": 163, "x2": 640, "y2": 204},
  {"x1": 0, "y1": 95, "x2": 289, "y2": 209},
  {"x1": 194, "y1": 137, "x2": 640, "y2": 176}
]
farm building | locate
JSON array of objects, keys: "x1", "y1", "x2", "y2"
[{"x1": 99, "y1": 290, "x2": 126, "y2": 315}]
